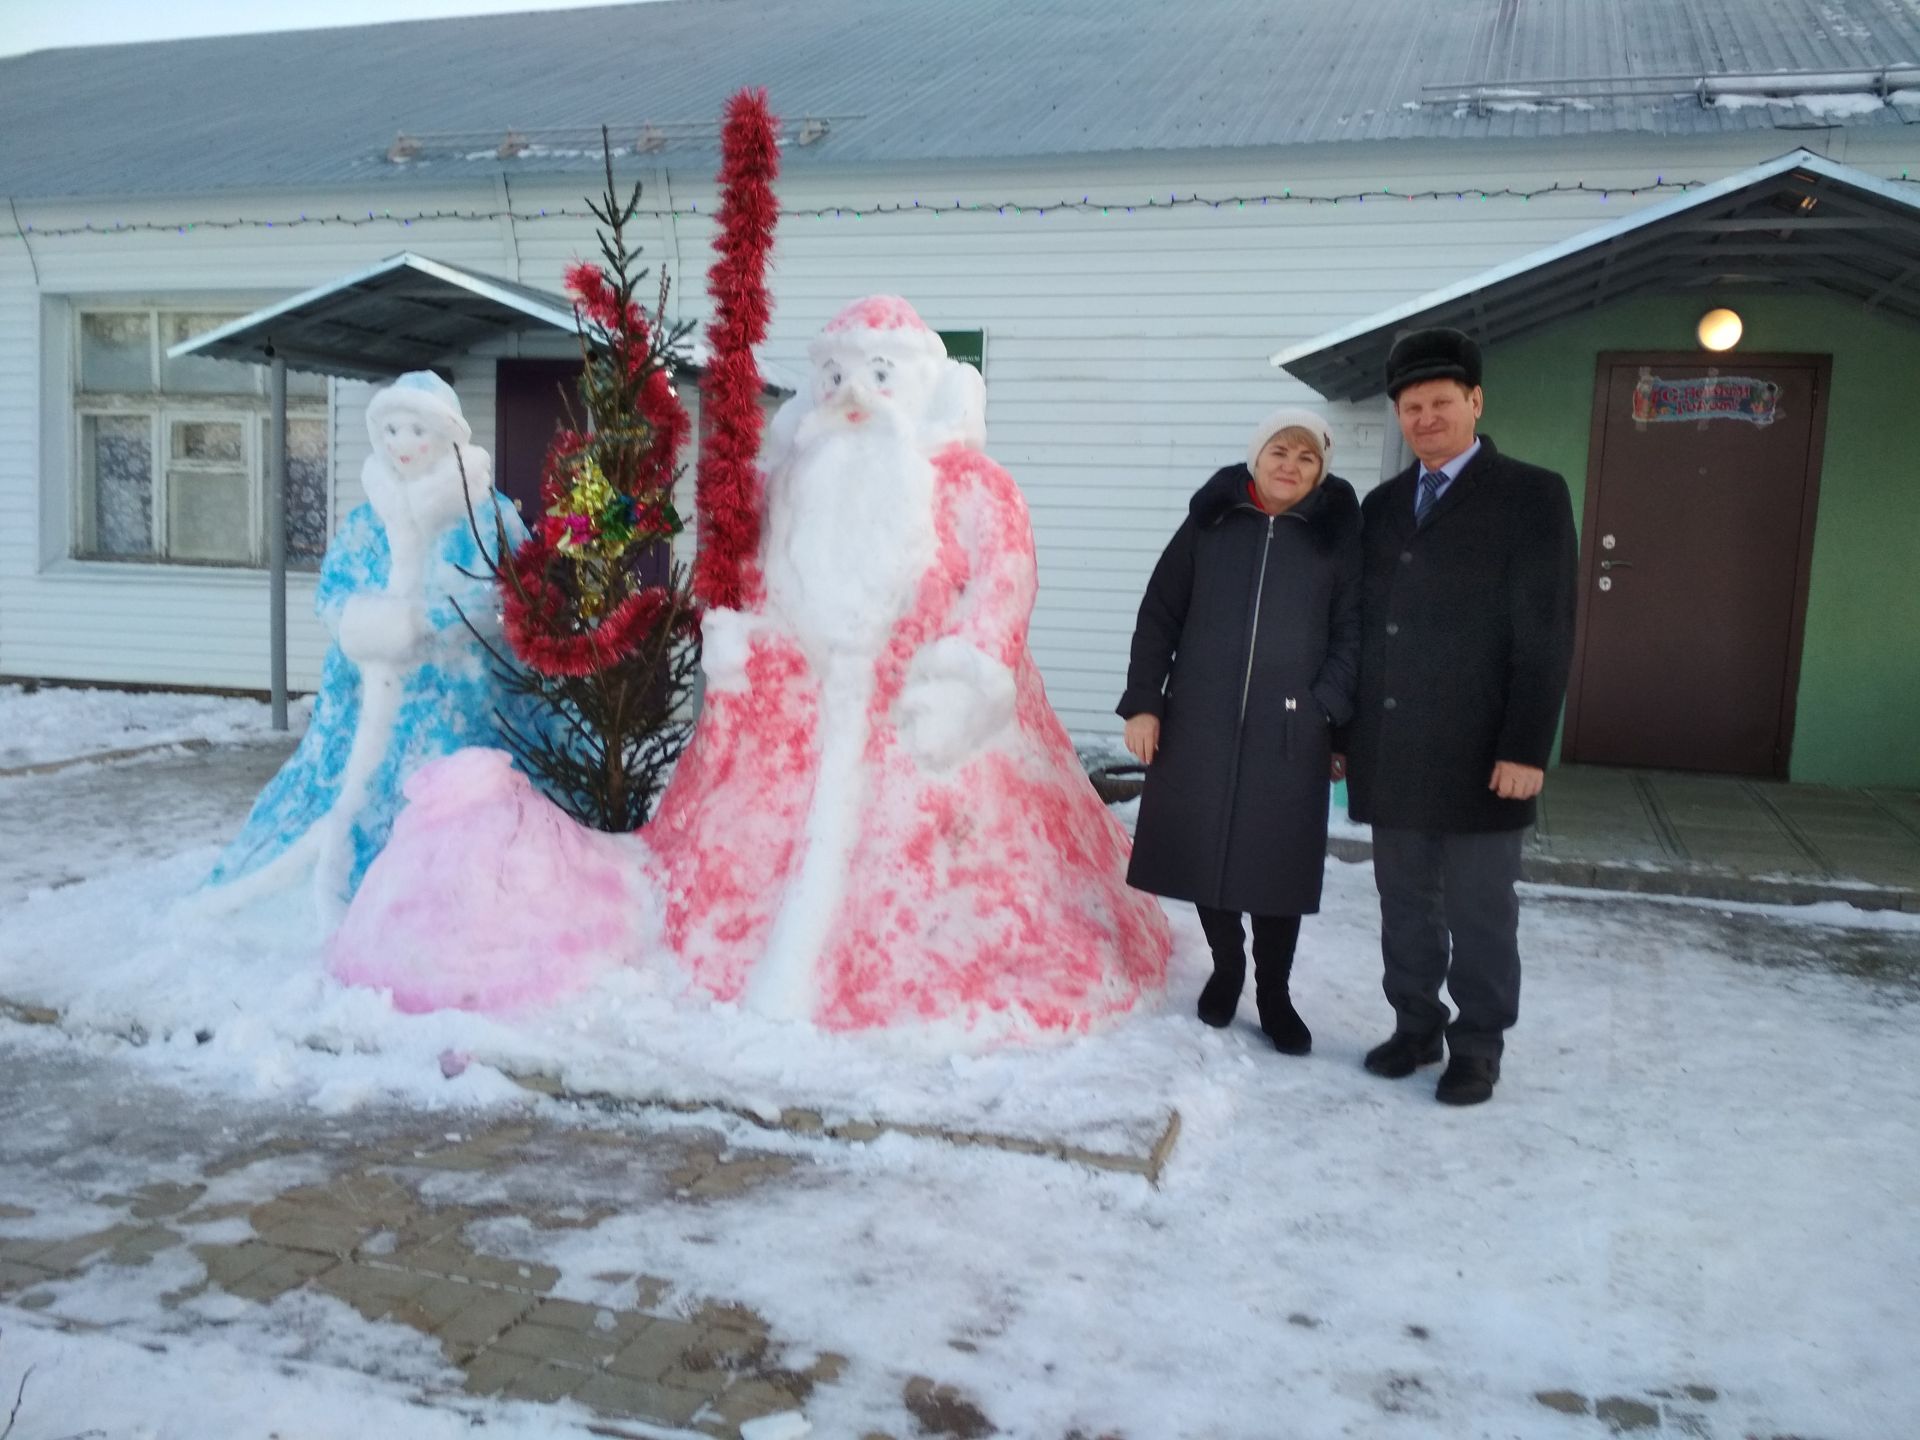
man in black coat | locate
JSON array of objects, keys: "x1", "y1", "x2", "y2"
[{"x1": 1341, "y1": 328, "x2": 1577, "y2": 1106}]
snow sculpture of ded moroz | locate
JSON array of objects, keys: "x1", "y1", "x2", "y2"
[
  {"x1": 198, "y1": 371, "x2": 532, "y2": 921},
  {"x1": 645, "y1": 296, "x2": 1171, "y2": 1034}
]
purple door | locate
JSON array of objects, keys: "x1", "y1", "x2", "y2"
[
  {"x1": 494, "y1": 359, "x2": 584, "y2": 528},
  {"x1": 494, "y1": 357, "x2": 671, "y2": 587}
]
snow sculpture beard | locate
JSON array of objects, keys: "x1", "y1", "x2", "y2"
[
  {"x1": 748, "y1": 375, "x2": 940, "y2": 1021},
  {"x1": 763, "y1": 383, "x2": 937, "y2": 671}
]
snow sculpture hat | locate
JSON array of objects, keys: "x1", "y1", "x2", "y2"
[
  {"x1": 366, "y1": 370, "x2": 472, "y2": 445},
  {"x1": 1247, "y1": 407, "x2": 1333, "y2": 471},
  {"x1": 808, "y1": 295, "x2": 948, "y2": 365}
]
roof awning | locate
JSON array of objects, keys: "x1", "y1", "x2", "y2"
[
  {"x1": 1273, "y1": 149, "x2": 1920, "y2": 402},
  {"x1": 168, "y1": 251, "x2": 793, "y2": 392}
]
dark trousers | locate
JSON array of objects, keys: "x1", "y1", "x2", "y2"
[
  {"x1": 1194, "y1": 906, "x2": 1301, "y2": 997},
  {"x1": 1371, "y1": 827, "x2": 1524, "y2": 1059}
]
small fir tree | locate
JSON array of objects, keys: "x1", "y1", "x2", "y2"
[{"x1": 466, "y1": 130, "x2": 699, "y2": 832}]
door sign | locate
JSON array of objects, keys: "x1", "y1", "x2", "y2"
[{"x1": 1631, "y1": 373, "x2": 1782, "y2": 427}]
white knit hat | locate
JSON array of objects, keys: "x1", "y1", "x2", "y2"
[
  {"x1": 1247, "y1": 407, "x2": 1333, "y2": 472},
  {"x1": 366, "y1": 370, "x2": 472, "y2": 445}
]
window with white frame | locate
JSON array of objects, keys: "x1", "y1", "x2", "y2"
[{"x1": 74, "y1": 307, "x2": 331, "y2": 567}]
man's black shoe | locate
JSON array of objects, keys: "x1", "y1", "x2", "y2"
[
  {"x1": 1435, "y1": 1054, "x2": 1500, "y2": 1106},
  {"x1": 1362, "y1": 1031, "x2": 1444, "y2": 1078}
]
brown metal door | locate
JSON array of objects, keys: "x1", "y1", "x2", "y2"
[
  {"x1": 1564, "y1": 356, "x2": 1828, "y2": 777},
  {"x1": 494, "y1": 358, "x2": 584, "y2": 524}
]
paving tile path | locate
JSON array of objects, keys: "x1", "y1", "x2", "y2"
[{"x1": 0, "y1": 1041, "x2": 895, "y2": 1436}]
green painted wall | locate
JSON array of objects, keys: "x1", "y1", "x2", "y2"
[{"x1": 1483, "y1": 293, "x2": 1920, "y2": 788}]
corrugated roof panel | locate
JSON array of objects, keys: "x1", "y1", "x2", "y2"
[{"x1": 4, "y1": 0, "x2": 1919, "y2": 200}]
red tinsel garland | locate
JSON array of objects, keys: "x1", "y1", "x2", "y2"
[
  {"x1": 503, "y1": 542, "x2": 683, "y2": 677},
  {"x1": 503, "y1": 252, "x2": 695, "y2": 676},
  {"x1": 694, "y1": 88, "x2": 781, "y2": 612}
]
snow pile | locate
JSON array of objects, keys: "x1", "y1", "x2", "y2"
[
  {"x1": 0, "y1": 682, "x2": 286, "y2": 771},
  {"x1": 328, "y1": 748, "x2": 648, "y2": 1014},
  {"x1": 1712, "y1": 90, "x2": 1890, "y2": 117},
  {"x1": 0, "y1": 831, "x2": 1199, "y2": 1149}
]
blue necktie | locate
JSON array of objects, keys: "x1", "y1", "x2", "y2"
[{"x1": 1415, "y1": 469, "x2": 1446, "y2": 525}]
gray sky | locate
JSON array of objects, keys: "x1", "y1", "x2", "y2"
[{"x1": 0, "y1": 0, "x2": 664, "y2": 58}]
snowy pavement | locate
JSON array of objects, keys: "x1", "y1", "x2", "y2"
[
  {"x1": 0, "y1": 681, "x2": 291, "y2": 773},
  {"x1": 2, "y1": 708, "x2": 1919, "y2": 1437}
]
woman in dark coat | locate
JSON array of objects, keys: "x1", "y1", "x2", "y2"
[{"x1": 1118, "y1": 409, "x2": 1361, "y2": 1053}]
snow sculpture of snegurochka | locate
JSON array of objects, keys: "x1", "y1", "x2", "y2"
[
  {"x1": 644, "y1": 296, "x2": 1171, "y2": 1035},
  {"x1": 197, "y1": 371, "x2": 531, "y2": 922}
]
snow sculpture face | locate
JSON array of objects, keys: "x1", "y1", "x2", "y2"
[
  {"x1": 764, "y1": 297, "x2": 984, "y2": 475},
  {"x1": 365, "y1": 372, "x2": 471, "y2": 483},
  {"x1": 765, "y1": 298, "x2": 948, "y2": 664},
  {"x1": 791, "y1": 295, "x2": 950, "y2": 454},
  {"x1": 377, "y1": 410, "x2": 456, "y2": 479},
  {"x1": 808, "y1": 334, "x2": 940, "y2": 439}
]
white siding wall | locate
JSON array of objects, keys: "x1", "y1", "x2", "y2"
[{"x1": 0, "y1": 131, "x2": 1899, "y2": 729}]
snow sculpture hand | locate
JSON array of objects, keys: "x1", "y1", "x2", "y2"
[
  {"x1": 699, "y1": 606, "x2": 756, "y2": 695},
  {"x1": 896, "y1": 637, "x2": 1017, "y2": 773},
  {"x1": 339, "y1": 594, "x2": 427, "y2": 667}
]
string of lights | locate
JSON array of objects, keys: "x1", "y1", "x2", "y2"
[
  {"x1": 0, "y1": 175, "x2": 1780, "y2": 240},
  {"x1": 7, "y1": 171, "x2": 1919, "y2": 240}
]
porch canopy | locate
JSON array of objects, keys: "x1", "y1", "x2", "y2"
[
  {"x1": 1272, "y1": 149, "x2": 1920, "y2": 402},
  {"x1": 168, "y1": 251, "x2": 790, "y2": 729},
  {"x1": 170, "y1": 251, "x2": 590, "y2": 380}
]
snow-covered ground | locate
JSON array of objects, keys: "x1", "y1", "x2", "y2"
[
  {"x1": 2, "y1": 702, "x2": 1918, "y2": 1438},
  {"x1": 0, "y1": 680, "x2": 293, "y2": 771}
]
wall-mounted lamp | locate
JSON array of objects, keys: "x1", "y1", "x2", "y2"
[{"x1": 1697, "y1": 307, "x2": 1743, "y2": 352}]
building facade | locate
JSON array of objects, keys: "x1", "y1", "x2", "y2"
[{"x1": 4, "y1": 1, "x2": 1918, "y2": 784}]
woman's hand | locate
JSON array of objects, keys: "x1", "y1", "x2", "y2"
[{"x1": 1123, "y1": 713, "x2": 1161, "y2": 765}]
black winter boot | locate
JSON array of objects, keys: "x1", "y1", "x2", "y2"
[
  {"x1": 1251, "y1": 915, "x2": 1309, "y2": 1055},
  {"x1": 1193, "y1": 905, "x2": 1248, "y2": 1027},
  {"x1": 1196, "y1": 963, "x2": 1245, "y2": 1028}
]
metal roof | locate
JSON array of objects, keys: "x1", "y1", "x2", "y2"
[
  {"x1": 167, "y1": 251, "x2": 795, "y2": 391},
  {"x1": 168, "y1": 252, "x2": 589, "y2": 380},
  {"x1": 6, "y1": 0, "x2": 1920, "y2": 200},
  {"x1": 1273, "y1": 149, "x2": 1920, "y2": 402}
]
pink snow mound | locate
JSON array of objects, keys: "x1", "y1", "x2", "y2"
[
  {"x1": 647, "y1": 445, "x2": 1171, "y2": 1036},
  {"x1": 328, "y1": 747, "x2": 640, "y2": 1015},
  {"x1": 822, "y1": 294, "x2": 932, "y2": 336}
]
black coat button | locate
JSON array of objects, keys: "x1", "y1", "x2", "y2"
[
  {"x1": 1399, "y1": 550, "x2": 1413, "y2": 564},
  {"x1": 1384, "y1": 697, "x2": 1398, "y2": 711},
  {"x1": 1386, "y1": 622, "x2": 1399, "y2": 636}
]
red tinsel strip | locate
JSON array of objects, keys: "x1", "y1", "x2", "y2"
[
  {"x1": 637, "y1": 365, "x2": 690, "y2": 494},
  {"x1": 694, "y1": 87, "x2": 781, "y2": 611}
]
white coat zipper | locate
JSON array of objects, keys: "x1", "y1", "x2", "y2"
[{"x1": 1238, "y1": 514, "x2": 1275, "y2": 724}]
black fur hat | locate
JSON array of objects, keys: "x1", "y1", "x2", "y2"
[{"x1": 1385, "y1": 328, "x2": 1483, "y2": 398}]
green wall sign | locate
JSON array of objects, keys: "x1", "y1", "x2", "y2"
[{"x1": 938, "y1": 329, "x2": 985, "y2": 375}]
